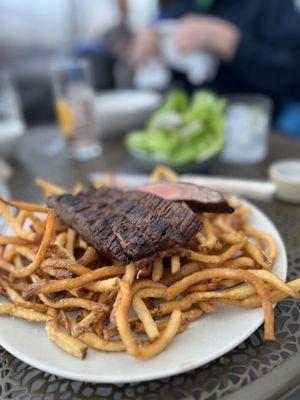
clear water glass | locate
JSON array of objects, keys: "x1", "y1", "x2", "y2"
[
  {"x1": 0, "y1": 72, "x2": 25, "y2": 142},
  {"x1": 52, "y1": 59, "x2": 102, "y2": 160},
  {"x1": 221, "y1": 95, "x2": 272, "y2": 165}
]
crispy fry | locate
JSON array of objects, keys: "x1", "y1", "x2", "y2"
[
  {"x1": 180, "y1": 307, "x2": 204, "y2": 321},
  {"x1": 171, "y1": 256, "x2": 180, "y2": 274},
  {"x1": 5, "y1": 286, "x2": 26, "y2": 303},
  {"x1": 0, "y1": 196, "x2": 48, "y2": 213},
  {"x1": 243, "y1": 241, "x2": 272, "y2": 270},
  {"x1": 115, "y1": 281, "x2": 138, "y2": 356},
  {"x1": 41, "y1": 258, "x2": 91, "y2": 276},
  {"x1": 6, "y1": 245, "x2": 36, "y2": 262},
  {"x1": 30, "y1": 216, "x2": 46, "y2": 235},
  {"x1": 10, "y1": 210, "x2": 56, "y2": 277},
  {"x1": 186, "y1": 282, "x2": 220, "y2": 293},
  {"x1": 0, "y1": 203, "x2": 38, "y2": 241},
  {"x1": 174, "y1": 240, "x2": 245, "y2": 265},
  {"x1": 219, "y1": 232, "x2": 245, "y2": 245},
  {"x1": 35, "y1": 178, "x2": 66, "y2": 196},
  {"x1": 14, "y1": 302, "x2": 48, "y2": 313},
  {"x1": 136, "y1": 263, "x2": 152, "y2": 279},
  {"x1": 132, "y1": 288, "x2": 165, "y2": 341},
  {"x1": 0, "y1": 303, "x2": 49, "y2": 322},
  {"x1": 55, "y1": 232, "x2": 67, "y2": 247},
  {"x1": 137, "y1": 309, "x2": 182, "y2": 360},
  {"x1": 48, "y1": 244, "x2": 75, "y2": 261},
  {"x1": 0, "y1": 236, "x2": 32, "y2": 246},
  {"x1": 42, "y1": 266, "x2": 73, "y2": 279},
  {"x1": 46, "y1": 308, "x2": 87, "y2": 359},
  {"x1": 224, "y1": 278, "x2": 300, "y2": 307},
  {"x1": 13, "y1": 254, "x2": 24, "y2": 268},
  {"x1": 131, "y1": 279, "x2": 166, "y2": 296},
  {"x1": 87, "y1": 277, "x2": 120, "y2": 293},
  {"x1": 198, "y1": 301, "x2": 219, "y2": 313},
  {"x1": 151, "y1": 164, "x2": 179, "y2": 183},
  {"x1": 198, "y1": 216, "x2": 219, "y2": 249},
  {"x1": 73, "y1": 182, "x2": 84, "y2": 194},
  {"x1": 78, "y1": 238, "x2": 88, "y2": 249},
  {"x1": 214, "y1": 214, "x2": 235, "y2": 233},
  {"x1": 71, "y1": 311, "x2": 101, "y2": 337},
  {"x1": 249, "y1": 270, "x2": 299, "y2": 298},
  {"x1": 123, "y1": 263, "x2": 136, "y2": 284},
  {"x1": 161, "y1": 262, "x2": 201, "y2": 286},
  {"x1": 135, "y1": 318, "x2": 188, "y2": 334},
  {"x1": 41, "y1": 294, "x2": 107, "y2": 311},
  {"x1": 0, "y1": 275, "x2": 33, "y2": 292},
  {"x1": 16, "y1": 210, "x2": 28, "y2": 225},
  {"x1": 217, "y1": 257, "x2": 255, "y2": 270},
  {"x1": 152, "y1": 258, "x2": 163, "y2": 282},
  {"x1": 77, "y1": 247, "x2": 100, "y2": 266},
  {"x1": 245, "y1": 225, "x2": 277, "y2": 261},
  {"x1": 31, "y1": 271, "x2": 109, "y2": 311},
  {"x1": 110, "y1": 263, "x2": 135, "y2": 324},
  {"x1": 135, "y1": 308, "x2": 203, "y2": 333},
  {"x1": 66, "y1": 228, "x2": 76, "y2": 256},
  {"x1": 166, "y1": 268, "x2": 275, "y2": 340},
  {"x1": 115, "y1": 281, "x2": 182, "y2": 359},
  {"x1": 152, "y1": 294, "x2": 220, "y2": 317},
  {"x1": 58, "y1": 310, "x2": 72, "y2": 333},
  {"x1": 33, "y1": 265, "x2": 126, "y2": 295},
  {"x1": 79, "y1": 332, "x2": 125, "y2": 352},
  {"x1": 92, "y1": 313, "x2": 107, "y2": 337}
]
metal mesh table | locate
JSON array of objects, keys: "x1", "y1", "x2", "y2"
[{"x1": 1, "y1": 127, "x2": 300, "y2": 400}]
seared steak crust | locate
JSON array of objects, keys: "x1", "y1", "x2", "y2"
[{"x1": 47, "y1": 187, "x2": 201, "y2": 264}]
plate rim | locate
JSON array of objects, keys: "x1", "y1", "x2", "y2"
[{"x1": 0, "y1": 199, "x2": 288, "y2": 384}]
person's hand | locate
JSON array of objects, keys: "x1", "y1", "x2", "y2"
[
  {"x1": 130, "y1": 26, "x2": 160, "y2": 65},
  {"x1": 176, "y1": 15, "x2": 240, "y2": 61}
]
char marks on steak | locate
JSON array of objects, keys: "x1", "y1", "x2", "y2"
[
  {"x1": 138, "y1": 182, "x2": 234, "y2": 213},
  {"x1": 47, "y1": 187, "x2": 202, "y2": 264}
]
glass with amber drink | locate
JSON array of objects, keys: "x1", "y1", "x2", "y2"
[{"x1": 52, "y1": 59, "x2": 102, "y2": 160}]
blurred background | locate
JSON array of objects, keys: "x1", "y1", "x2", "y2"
[
  {"x1": 0, "y1": 0, "x2": 158, "y2": 124},
  {"x1": 1, "y1": 0, "x2": 300, "y2": 199}
]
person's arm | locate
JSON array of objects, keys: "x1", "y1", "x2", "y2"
[
  {"x1": 177, "y1": 14, "x2": 300, "y2": 99},
  {"x1": 229, "y1": 32, "x2": 300, "y2": 98}
]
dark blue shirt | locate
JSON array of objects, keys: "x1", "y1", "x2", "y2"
[{"x1": 159, "y1": 0, "x2": 300, "y2": 104}]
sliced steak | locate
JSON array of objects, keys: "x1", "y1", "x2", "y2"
[
  {"x1": 138, "y1": 182, "x2": 234, "y2": 213},
  {"x1": 47, "y1": 187, "x2": 202, "y2": 264}
]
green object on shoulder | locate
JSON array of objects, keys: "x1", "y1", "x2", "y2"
[{"x1": 195, "y1": 0, "x2": 215, "y2": 12}]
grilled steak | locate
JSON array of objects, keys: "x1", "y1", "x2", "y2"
[
  {"x1": 47, "y1": 187, "x2": 202, "y2": 264},
  {"x1": 138, "y1": 182, "x2": 234, "y2": 213}
]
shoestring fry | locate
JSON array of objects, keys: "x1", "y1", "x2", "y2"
[{"x1": 0, "y1": 171, "x2": 298, "y2": 360}]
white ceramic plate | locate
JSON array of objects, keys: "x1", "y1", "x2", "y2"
[
  {"x1": 94, "y1": 90, "x2": 162, "y2": 136},
  {"x1": 0, "y1": 200, "x2": 287, "y2": 383}
]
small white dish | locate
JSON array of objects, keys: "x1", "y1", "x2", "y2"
[
  {"x1": 269, "y1": 159, "x2": 300, "y2": 203},
  {"x1": 94, "y1": 90, "x2": 162, "y2": 137},
  {"x1": 0, "y1": 200, "x2": 287, "y2": 383}
]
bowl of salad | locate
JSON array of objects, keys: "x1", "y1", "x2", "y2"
[{"x1": 125, "y1": 90, "x2": 226, "y2": 172}]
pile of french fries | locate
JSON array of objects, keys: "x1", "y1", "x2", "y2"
[{"x1": 0, "y1": 166, "x2": 299, "y2": 361}]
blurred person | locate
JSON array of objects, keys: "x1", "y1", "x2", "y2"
[
  {"x1": 78, "y1": 1, "x2": 157, "y2": 89},
  {"x1": 77, "y1": 0, "x2": 132, "y2": 89},
  {"x1": 131, "y1": 0, "x2": 300, "y2": 138}
]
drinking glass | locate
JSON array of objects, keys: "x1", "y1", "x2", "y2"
[
  {"x1": 0, "y1": 72, "x2": 25, "y2": 146},
  {"x1": 52, "y1": 59, "x2": 102, "y2": 160},
  {"x1": 221, "y1": 95, "x2": 272, "y2": 165}
]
